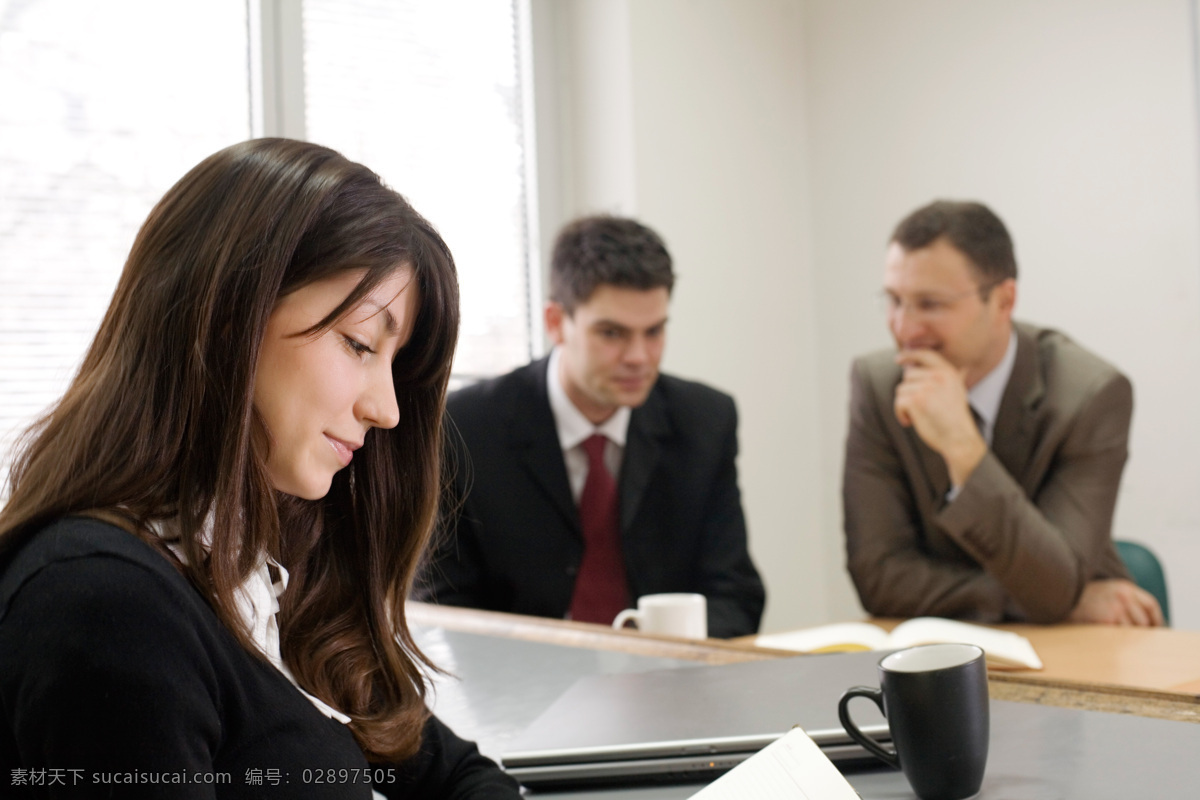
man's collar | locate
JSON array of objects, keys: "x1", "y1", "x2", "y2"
[
  {"x1": 546, "y1": 347, "x2": 631, "y2": 451},
  {"x1": 968, "y1": 330, "x2": 1018, "y2": 444}
]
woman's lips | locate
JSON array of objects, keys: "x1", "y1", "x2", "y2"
[{"x1": 325, "y1": 434, "x2": 358, "y2": 467}]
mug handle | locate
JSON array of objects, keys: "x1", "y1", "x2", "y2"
[
  {"x1": 838, "y1": 686, "x2": 899, "y2": 769},
  {"x1": 612, "y1": 608, "x2": 641, "y2": 630}
]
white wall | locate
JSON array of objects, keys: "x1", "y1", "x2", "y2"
[
  {"x1": 627, "y1": 2, "x2": 826, "y2": 633},
  {"x1": 534, "y1": 0, "x2": 827, "y2": 632},
  {"x1": 804, "y1": 0, "x2": 1200, "y2": 628},
  {"x1": 535, "y1": 0, "x2": 1200, "y2": 631}
]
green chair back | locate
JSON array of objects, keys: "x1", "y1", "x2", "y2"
[{"x1": 1114, "y1": 540, "x2": 1170, "y2": 626}]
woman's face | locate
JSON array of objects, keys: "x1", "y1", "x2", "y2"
[{"x1": 254, "y1": 268, "x2": 419, "y2": 499}]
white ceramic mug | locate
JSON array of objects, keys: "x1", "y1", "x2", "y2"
[{"x1": 612, "y1": 593, "x2": 707, "y2": 639}]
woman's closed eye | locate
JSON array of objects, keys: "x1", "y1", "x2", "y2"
[{"x1": 342, "y1": 334, "x2": 375, "y2": 357}]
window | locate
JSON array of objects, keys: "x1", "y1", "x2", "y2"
[
  {"x1": 0, "y1": 0, "x2": 537, "y2": 488},
  {"x1": 302, "y1": 0, "x2": 537, "y2": 380},
  {"x1": 0, "y1": 0, "x2": 250, "y2": 485}
]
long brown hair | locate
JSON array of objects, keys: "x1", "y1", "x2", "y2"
[{"x1": 0, "y1": 138, "x2": 459, "y2": 761}]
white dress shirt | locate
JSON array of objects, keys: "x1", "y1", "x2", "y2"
[
  {"x1": 546, "y1": 347, "x2": 631, "y2": 502},
  {"x1": 152, "y1": 516, "x2": 351, "y2": 724},
  {"x1": 945, "y1": 330, "x2": 1017, "y2": 501},
  {"x1": 154, "y1": 520, "x2": 405, "y2": 798},
  {"x1": 968, "y1": 330, "x2": 1019, "y2": 447}
]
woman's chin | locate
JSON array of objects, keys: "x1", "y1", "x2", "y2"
[{"x1": 272, "y1": 474, "x2": 334, "y2": 501}]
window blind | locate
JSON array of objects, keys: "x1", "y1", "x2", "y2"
[
  {"x1": 0, "y1": 0, "x2": 251, "y2": 488},
  {"x1": 0, "y1": 0, "x2": 537, "y2": 490},
  {"x1": 301, "y1": 0, "x2": 535, "y2": 380}
]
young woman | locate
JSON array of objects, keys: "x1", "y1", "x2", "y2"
[{"x1": 0, "y1": 139, "x2": 521, "y2": 798}]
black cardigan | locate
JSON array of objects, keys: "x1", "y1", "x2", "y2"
[{"x1": 0, "y1": 517, "x2": 520, "y2": 798}]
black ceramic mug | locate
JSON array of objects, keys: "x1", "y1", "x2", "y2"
[{"x1": 838, "y1": 643, "x2": 989, "y2": 800}]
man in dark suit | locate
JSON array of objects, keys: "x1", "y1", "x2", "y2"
[
  {"x1": 418, "y1": 216, "x2": 765, "y2": 638},
  {"x1": 843, "y1": 200, "x2": 1162, "y2": 625}
]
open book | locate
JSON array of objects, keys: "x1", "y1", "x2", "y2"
[
  {"x1": 754, "y1": 617, "x2": 1042, "y2": 670},
  {"x1": 689, "y1": 726, "x2": 859, "y2": 800}
]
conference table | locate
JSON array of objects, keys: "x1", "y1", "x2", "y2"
[
  {"x1": 407, "y1": 603, "x2": 1200, "y2": 796},
  {"x1": 869, "y1": 617, "x2": 1200, "y2": 721}
]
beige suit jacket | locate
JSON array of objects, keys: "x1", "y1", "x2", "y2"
[{"x1": 843, "y1": 321, "x2": 1131, "y2": 623}]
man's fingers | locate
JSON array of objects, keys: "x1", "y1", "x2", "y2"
[
  {"x1": 894, "y1": 382, "x2": 922, "y2": 428},
  {"x1": 1124, "y1": 593, "x2": 1150, "y2": 627},
  {"x1": 1116, "y1": 584, "x2": 1161, "y2": 627},
  {"x1": 895, "y1": 348, "x2": 951, "y2": 370},
  {"x1": 1134, "y1": 587, "x2": 1164, "y2": 627},
  {"x1": 1150, "y1": 594, "x2": 1165, "y2": 627},
  {"x1": 896, "y1": 369, "x2": 936, "y2": 389}
]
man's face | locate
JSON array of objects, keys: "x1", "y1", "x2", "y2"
[
  {"x1": 883, "y1": 237, "x2": 1016, "y2": 387},
  {"x1": 545, "y1": 284, "x2": 670, "y2": 423}
]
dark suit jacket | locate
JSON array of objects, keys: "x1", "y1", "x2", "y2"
[
  {"x1": 843, "y1": 322, "x2": 1131, "y2": 624},
  {"x1": 417, "y1": 358, "x2": 765, "y2": 638}
]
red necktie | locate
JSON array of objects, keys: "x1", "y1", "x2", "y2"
[{"x1": 568, "y1": 434, "x2": 628, "y2": 624}]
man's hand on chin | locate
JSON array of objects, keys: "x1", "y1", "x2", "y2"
[
  {"x1": 893, "y1": 349, "x2": 987, "y2": 487},
  {"x1": 1067, "y1": 578, "x2": 1164, "y2": 626}
]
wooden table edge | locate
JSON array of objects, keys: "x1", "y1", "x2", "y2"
[
  {"x1": 407, "y1": 601, "x2": 787, "y2": 665},
  {"x1": 406, "y1": 602, "x2": 1200, "y2": 724}
]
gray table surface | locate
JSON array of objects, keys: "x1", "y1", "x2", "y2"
[{"x1": 416, "y1": 624, "x2": 1200, "y2": 798}]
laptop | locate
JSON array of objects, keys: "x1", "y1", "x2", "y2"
[{"x1": 501, "y1": 649, "x2": 892, "y2": 790}]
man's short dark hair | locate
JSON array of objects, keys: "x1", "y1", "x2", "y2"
[
  {"x1": 550, "y1": 215, "x2": 675, "y2": 312},
  {"x1": 891, "y1": 200, "x2": 1018, "y2": 285}
]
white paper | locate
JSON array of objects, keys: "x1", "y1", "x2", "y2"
[
  {"x1": 755, "y1": 616, "x2": 1042, "y2": 670},
  {"x1": 888, "y1": 617, "x2": 1043, "y2": 669},
  {"x1": 755, "y1": 622, "x2": 890, "y2": 653},
  {"x1": 688, "y1": 727, "x2": 861, "y2": 800}
]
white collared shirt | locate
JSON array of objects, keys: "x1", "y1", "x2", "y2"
[
  {"x1": 546, "y1": 347, "x2": 631, "y2": 502},
  {"x1": 967, "y1": 330, "x2": 1018, "y2": 447},
  {"x1": 153, "y1": 519, "x2": 395, "y2": 799},
  {"x1": 152, "y1": 516, "x2": 351, "y2": 725},
  {"x1": 945, "y1": 330, "x2": 1018, "y2": 502}
]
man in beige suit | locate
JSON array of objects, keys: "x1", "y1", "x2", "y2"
[{"x1": 843, "y1": 200, "x2": 1162, "y2": 625}]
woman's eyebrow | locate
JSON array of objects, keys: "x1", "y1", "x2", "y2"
[{"x1": 358, "y1": 301, "x2": 400, "y2": 335}]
